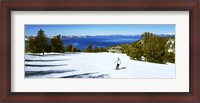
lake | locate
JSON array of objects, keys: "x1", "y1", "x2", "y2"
[{"x1": 61, "y1": 35, "x2": 141, "y2": 51}]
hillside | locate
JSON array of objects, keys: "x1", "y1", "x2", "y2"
[{"x1": 25, "y1": 52, "x2": 175, "y2": 78}]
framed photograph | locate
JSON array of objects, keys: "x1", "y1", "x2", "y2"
[{"x1": 1, "y1": 0, "x2": 199, "y2": 102}]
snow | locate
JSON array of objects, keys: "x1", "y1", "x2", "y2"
[
  {"x1": 156, "y1": 32, "x2": 175, "y2": 35},
  {"x1": 25, "y1": 52, "x2": 175, "y2": 78}
]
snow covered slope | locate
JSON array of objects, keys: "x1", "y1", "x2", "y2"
[{"x1": 25, "y1": 53, "x2": 175, "y2": 78}]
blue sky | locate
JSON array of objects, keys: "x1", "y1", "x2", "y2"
[{"x1": 25, "y1": 24, "x2": 175, "y2": 36}]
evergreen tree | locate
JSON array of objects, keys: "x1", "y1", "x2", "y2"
[
  {"x1": 34, "y1": 29, "x2": 48, "y2": 55},
  {"x1": 141, "y1": 32, "x2": 167, "y2": 64},
  {"x1": 126, "y1": 41, "x2": 143, "y2": 60},
  {"x1": 72, "y1": 47, "x2": 80, "y2": 52},
  {"x1": 50, "y1": 35, "x2": 65, "y2": 53},
  {"x1": 84, "y1": 44, "x2": 93, "y2": 52},
  {"x1": 165, "y1": 52, "x2": 175, "y2": 63},
  {"x1": 94, "y1": 47, "x2": 99, "y2": 52},
  {"x1": 66, "y1": 44, "x2": 73, "y2": 52},
  {"x1": 99, "y1": 47, "x2": 108, "y2": 52},
  {"x1": 27, "y1": 36, "x2": 36, "y2": 53},
  {"x1": 66, "y1": 44, "x2": 80, "y2": 52},
  {"x1": 45, "y1": 45, "x2": 52, "y2": 53},
  {"x1": 117, "y1": 32, "x2": 175, "y2": 64}
]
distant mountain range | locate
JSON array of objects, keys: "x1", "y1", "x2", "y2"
[
  {"x1": 25, "y1": 33, "x2": 175, "y2": 40},
  {"x1": 60, "y1": 34, "x2": 142, "y2": 39}
]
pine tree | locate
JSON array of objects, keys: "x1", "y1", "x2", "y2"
[
  {"x1": 84, "y1": 44, "x2": 93, "y2": 52},
  {"x1": 72, "y1": 47, "x2": 80, "y2": 52},
  {"x1": 66, "y1": 44, "x2": 73, "y2": 52},
  {"x1": 122, "y1": 32, "x2": 175, "y2": 64},
  {"x1": 126, "y1": 41, "x2": 143, "y2": 60},
  {"x1": 141, "y1": 32, "x2": 166, "y2": 64},
  {"x1": 66, "y1": 44, "x2": 80, "y2": 52},
  {"x1": 27, "y1": 36, "x2": 36, "y2": 53},
  {"x1": 99, "y1": 47, "x2": 108, "y2": 52},
  {"x1": 35, "y1": 29, "x2": 48, "y2": 55},
  {"x1": 94, "y1": 47, "x2": 99, "y2": 52},
  {"x1": 50, "y1": 35, "x2": 64, "y2": 53}
]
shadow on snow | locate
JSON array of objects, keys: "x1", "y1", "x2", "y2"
[
  {"x1": 26, "y1": 52, "x2": 81, "y2": 56},
  {"x1": 88, "y1": 74, "x2": 109, "y2": 78},
  {"x1": 25, "y1": 70, "x2": 76, "y2": 77},
  {"x1": 25, "y1": 64, "x2": 68, "y2": 67},
  {"x1": 60, "y1": 72, "x2": 109, "y2": 78},
  {"x1": 25, "y1": 59, "x2": 69, "y2": 62}
]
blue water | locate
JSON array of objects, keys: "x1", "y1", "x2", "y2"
[{"x1": 61, "y1": 35, "x2": 141, "y2": 51}]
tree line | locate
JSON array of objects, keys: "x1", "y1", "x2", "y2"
[
  {"x1": 26, "y1": 29, "x2": 108, "y2": 55},
  {"x1": 83, "y1": 44, "x2": 108, "y2": 52},
  {"x1": 121, "y1": 32, "x2": 175, "y2": 64}
]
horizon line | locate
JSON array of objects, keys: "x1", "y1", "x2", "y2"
[{"x1": 25, "y1": 32, "x2": 176, "y2": 37}]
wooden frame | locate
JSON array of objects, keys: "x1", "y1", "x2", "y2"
[{"x1": 0, "y1": 0, "x2": 199, "y2": 102}]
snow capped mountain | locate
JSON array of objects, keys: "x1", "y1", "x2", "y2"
[
  {"x1": 61, "y1": 35, "x2": 90, "y2": 38},
  {"x1": 25, "y1": 33, "x2": 175, "y2": 40},
  {"x1": 156, "y1": 33, "x2": 175, "y2": 37},
  {"x1": 59, "y1": 34, "x2": 142, "y2": 39},
  {"x1": 157, "y1": 32, "x2": 175, "y2": 35},
  {"x1": 59, "y1": 33, "x2": 175, "y2": 39}
]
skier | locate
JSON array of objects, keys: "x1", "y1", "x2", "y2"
[{"x1": 115, "y1": 58, "x2": 121, "y2": 70}]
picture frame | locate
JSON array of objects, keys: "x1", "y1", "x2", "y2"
[{"x1": 0, "y1": 0, "x2": 199, "y2": 102}]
